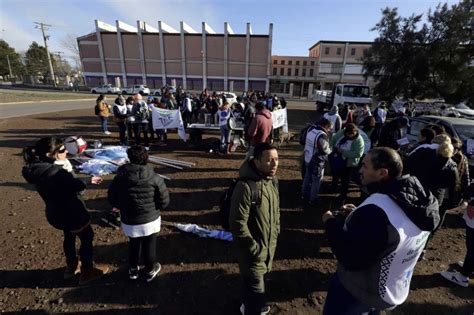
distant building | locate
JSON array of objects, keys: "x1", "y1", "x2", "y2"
[
  {"x1": 78, "y1": 20, "x2": 273, "y2": 92},
  {"x1": 270, "y1": 40, "x2": 374, "y2": 98}
]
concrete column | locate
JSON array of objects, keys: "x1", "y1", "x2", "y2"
[
  {"x1": 229, "y1": 80, "x2": 234, "y2": 92},
  {"x1": 300, "y1": 82, "x2": 305, "y2": 97},
  {"x1": 136, "y1": 21, "x2": 147, "y2": 85},
  {"x1": 308, "y1": 83, "x2": 314, "y2": 99},
  {"x1": 266, "y1": 23, "x2": 273, "y2": 93},
  {"x1": 115, "y1": 21, "x2": 127, "y2": 87},
  {"x1": 94, "y1": 20, "x2": 108, "y2": 84},
  {"x1": 245, "y1": 23, "x2": 251, "y2": 92},
  {"x1": 158, "y1": 21, "x2": 167, "y2": 87},
  {"x1": 202, "y1": 22, "x2": 207, "y2": 90},
  {"x1": 341, "y1": 42, "x2": 349, "y2": 82},
  {"x1": 224, "y1": 22, "x2": 229, "y2": 91},
  {"x1": 180, "y1": 22, "x2": 187, "y2": 90},
  {"x1": 289, "y1": 83, "x2": 294, "y2": 96}
]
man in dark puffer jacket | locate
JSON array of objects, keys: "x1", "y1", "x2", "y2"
[{"x1": 108, "y1": 145, "x2": 169, "y2": 282}]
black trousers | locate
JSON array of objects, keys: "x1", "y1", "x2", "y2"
[
  {"x1": 461, "y1": 226, "x2": 474, "y2": 277},
  {"x1": 116, "y1": 121, "x2": 128, "y2": 145},
  {"x1": 242, "y1": 272, "x2": 266, "y2": 315},
  {"x1": 63, "y1": 225, "x2": 94, "y2": 269},
  {"x1": 129, "y1": 233, "x2": 157, "y2": 273},
  {"x1": 133, "y1": 123, "x2": 149, "y2": 146}
]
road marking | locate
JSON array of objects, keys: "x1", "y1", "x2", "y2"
[{"x1": 0, "y1": 98, "x2": 95, "y2": 106}]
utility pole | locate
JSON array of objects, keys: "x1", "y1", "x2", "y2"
[
  {"x1": 6, "y1": 55, "x2": 13, "y2": 79},
  {"x1": 34, "y1": 22, "x2": 56, "y2": 87}
]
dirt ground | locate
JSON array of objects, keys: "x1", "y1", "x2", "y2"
[{"x1": 0, "y1": 101, "x2": 472, "y2": 315}]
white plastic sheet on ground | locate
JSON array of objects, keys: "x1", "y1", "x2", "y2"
[
  {"x1": 78, "y1": 159, "x2": 118, "y2": 176},
  {"x1": 78, "y1": 146, "x2": 129, "y2": 176},
  {"x1": 175, "y1": 223, "x2": 233, "y2": 242}
]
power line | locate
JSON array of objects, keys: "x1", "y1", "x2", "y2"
[{"x1": 34, "y1": 22, "x2": 57, "y2": 87}]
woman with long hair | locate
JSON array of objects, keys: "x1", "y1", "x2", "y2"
[{"x1": 22, "y1": 137, "x2": 109, "y2": 284}]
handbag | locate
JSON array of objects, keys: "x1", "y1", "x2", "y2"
[{"x1": 328, "y1": 152, "x2": 345, "y2": 175}]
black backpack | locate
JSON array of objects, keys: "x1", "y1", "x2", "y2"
[
  {"x1": 299, "y1": 124, "x2": 316, "y2": 145},
  {"x1": 94, "y1": 103, "x2": 100, "y2": 115},
  {"x1": 220, "y1": 179, "x2": 259, "y2": 230}
]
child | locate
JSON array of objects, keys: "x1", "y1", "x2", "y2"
[{"x1": 108, "y1": 145, "x2": 169, "y2": 281}]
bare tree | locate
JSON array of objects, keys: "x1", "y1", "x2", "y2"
[{"x1": 60, "y1": 33, "x2": 81, "y2": 71}]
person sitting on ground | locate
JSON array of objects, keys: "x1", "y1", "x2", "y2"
[
  {"x1": 108, "y1": 145, "x2": 169, "y2": 282},
  {"x1": 22, "y1": 137, "x2": 110, "y2": 284}
]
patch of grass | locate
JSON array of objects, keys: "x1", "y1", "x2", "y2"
[{"x1": 0, "y1": 90, "x2": 95, "y2": 103}]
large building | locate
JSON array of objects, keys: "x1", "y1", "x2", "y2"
[
  {"x1": 269, "y1": 40, "x2": 374, "y2": 98},
  {"x1": 78, "y1": 21, "x2": 374, "y2": 97},
  {"x1": 78, "y1": 20, "x2": 273, "y2": 92}
]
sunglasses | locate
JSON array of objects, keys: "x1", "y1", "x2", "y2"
[{"x1": 57, "y1": 146, "x2": 67, "y2": 154}]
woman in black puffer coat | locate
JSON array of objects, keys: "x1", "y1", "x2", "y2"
[
  {"x1": 22, "y1": 137, "x2": 109, "y2": 284},
  {"x1": 108, "y1": 145, "x2": 169, "y2": 282}
]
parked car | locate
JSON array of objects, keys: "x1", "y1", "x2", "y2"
[
  {"x1": 405, "y1": 115, "x2": 474, "y2": 172},
  {"x1": 216, "y1": 92, "x2": 237, "y2": 105},
  {"x1": 451, "y1": 103, "x2": 474, "y2": 120},
  {"x1": 152, "y1": 89, "x2": 162, "y2": 97},
  {"x1": 121, "y1": 85, "x2": 150, "y2": 96},
  {"x1": 90, "y1": 84, "x2": 121, "y2": 94}
]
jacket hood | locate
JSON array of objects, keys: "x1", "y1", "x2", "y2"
[
  {"x1": 256, "y1": 108, "x2": 272, "y2": 119},
  {"x1": 116, "y1": 163, "x2": 156, "y2": 185},
  {"x1": 22, "y1": 162, "x2": 61, "y2": 185},
  {"x1": 368, "y1": 175, "x2": 440, "y2": 231},
  {"x1": 238, "y1": 160, "x2": 265, "y2": 181}
]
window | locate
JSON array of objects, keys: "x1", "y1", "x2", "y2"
[
  {"x1": 351, "y1": 48, "x2": 356, "y2": 55},
  {"x1": 325, "y1": 47, "x2": 330, "y2": 55},
  {"x1": 280, "y1": 68, "x2": 284, "y2": 75},
  {"x1": 273, "y1": 68, "x2": 277, "y2": 75},
  {"x1": 288, "y1": 60, "x2": 292, "y2": 65},
  {"x1": 303, "y1": 60, "x2": 307, "y2": 66},
  {"x1": 296, "y1": 60, "x2": 300, "y2": 66},
  {"x1": 302, "y1": 69, "x2": 306, "y2": 76},
  {"x1": 280, "y1": 60, "x2": 285, "y2": 65},
  {"x1": 287, "y1": 68, "x2": 292, "y2": 76},
  {"x1": 273, "y1": 60, "x2": 277, "y2": 65},
  {"x1": 295, "y1": 68, "x2": 299, "y2": 76},
  {"x1": 309, "y1": 69, "x2": 314, "y2": 77},
  {"x1": 311, "y1": 61, "x2": 315, "y2": 66},
  {"x1": 337, "y1": 47, "x2": 342, "y2": 55}
]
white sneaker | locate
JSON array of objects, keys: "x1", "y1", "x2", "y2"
[
  {"x1": 456, "y1": 261, "x2": 464, "y2": 268},
  {"x1": 239, "y1": 303, "x2": 270, "y2": 315},
  {"x1": 440, "y1": 271, "x2": 469, "y2": 288},
  {"x1": 104, "y1": 131, "x2": 111, "y2": 135}
]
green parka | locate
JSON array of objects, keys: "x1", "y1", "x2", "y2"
[{"x1": 229, "y1": 160, "x2": 280, "y2": 275}]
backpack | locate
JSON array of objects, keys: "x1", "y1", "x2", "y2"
[
  {"x1": 220, "y1": 179, "x2": 259, "y2": 230},
  {"x1": 299, "y1": 124, "x2": 316, "y2": 145},
  {"x1": 135, "y1": 103, "x2": 150, "y2": 121},
  {"x1": 94, "y1": 103, "x2": 100, "y2": 115}
]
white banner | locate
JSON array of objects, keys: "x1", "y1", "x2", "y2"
[
  {"x1": 272, "y1": 108, "x2": 288, "y2": 133},
  {"x1": 151, "y1": 108, "x2": 187, "y2": 141}
]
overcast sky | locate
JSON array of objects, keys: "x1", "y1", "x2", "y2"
[{"x1": 0, "y1": 0, "x2": 460, "y2": 61}]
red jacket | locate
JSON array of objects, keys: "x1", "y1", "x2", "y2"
[{"x1": 247, "y1": 109, "x2": 272, "y2": 146}]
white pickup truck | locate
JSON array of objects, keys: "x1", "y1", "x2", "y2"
[
  {"x1": 121, "y1": 85, "x2": 151, "y2": 96},
  {"x1": 90, "y1": 84, "x2": 121, "y2": 94},
  {"x1": 314, "y1": 83, "x2": 372, "y2": 111}
]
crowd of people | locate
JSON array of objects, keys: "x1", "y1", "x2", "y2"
[
  {"x1": 93, "y1": 87, "x2": 288, "y2": 156},
  {"x1": 20, "y1": 94, "x2": 473, "y2": 314}
]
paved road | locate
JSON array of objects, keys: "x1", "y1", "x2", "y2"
[{"x1": 0, "y1": 99, "x2": 94, "y2": 119}]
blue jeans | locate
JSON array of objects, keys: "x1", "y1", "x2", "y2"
[
  {"x1": 220, "y1": 125, "x2": 231, "y2": 151},
  {"x1": 301, "y1": 160, "x2": 324, "y2": 203},
  {"x1": 324, "y1": 274, "x2": 381, "y2": 315},
  {"x1": 99, "y1": 116, "x2": 108, "y2": 132}
]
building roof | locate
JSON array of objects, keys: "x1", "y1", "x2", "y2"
[{"x1": 308, "y1": 40, "x2": 373, "y2": 51}]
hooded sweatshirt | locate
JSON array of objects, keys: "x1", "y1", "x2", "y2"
[
  {"x1": 22, "y1": 161, "x2": 90, "y2": 231},
  {"x1": 325, "y1": 175, "x2": 439, "y2": 310},
  {"x1": 247, "y1": 109, "x2": 273, "y2": 146},
  {"x1": 108, "y1": 163, "x2": 169, "y2": 225}
]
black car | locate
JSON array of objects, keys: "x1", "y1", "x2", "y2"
[{"x1": 405, "y1": 115, "x2": 474, "y2": 172}]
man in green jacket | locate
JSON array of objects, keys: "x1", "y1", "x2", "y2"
[{"x1": 229, "y1": 142, "x2": 280, "y2": 315}]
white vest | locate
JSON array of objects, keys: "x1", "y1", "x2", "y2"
[
  {"x1": 323, "y1": 112, "x2": 339, "y2": 132},
  {"x1": 345, "y1": 193, "x2": 430, "y2": 306},
  {"x1": 304, "y1": 128, "x2": 325, "y2": 163}
]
